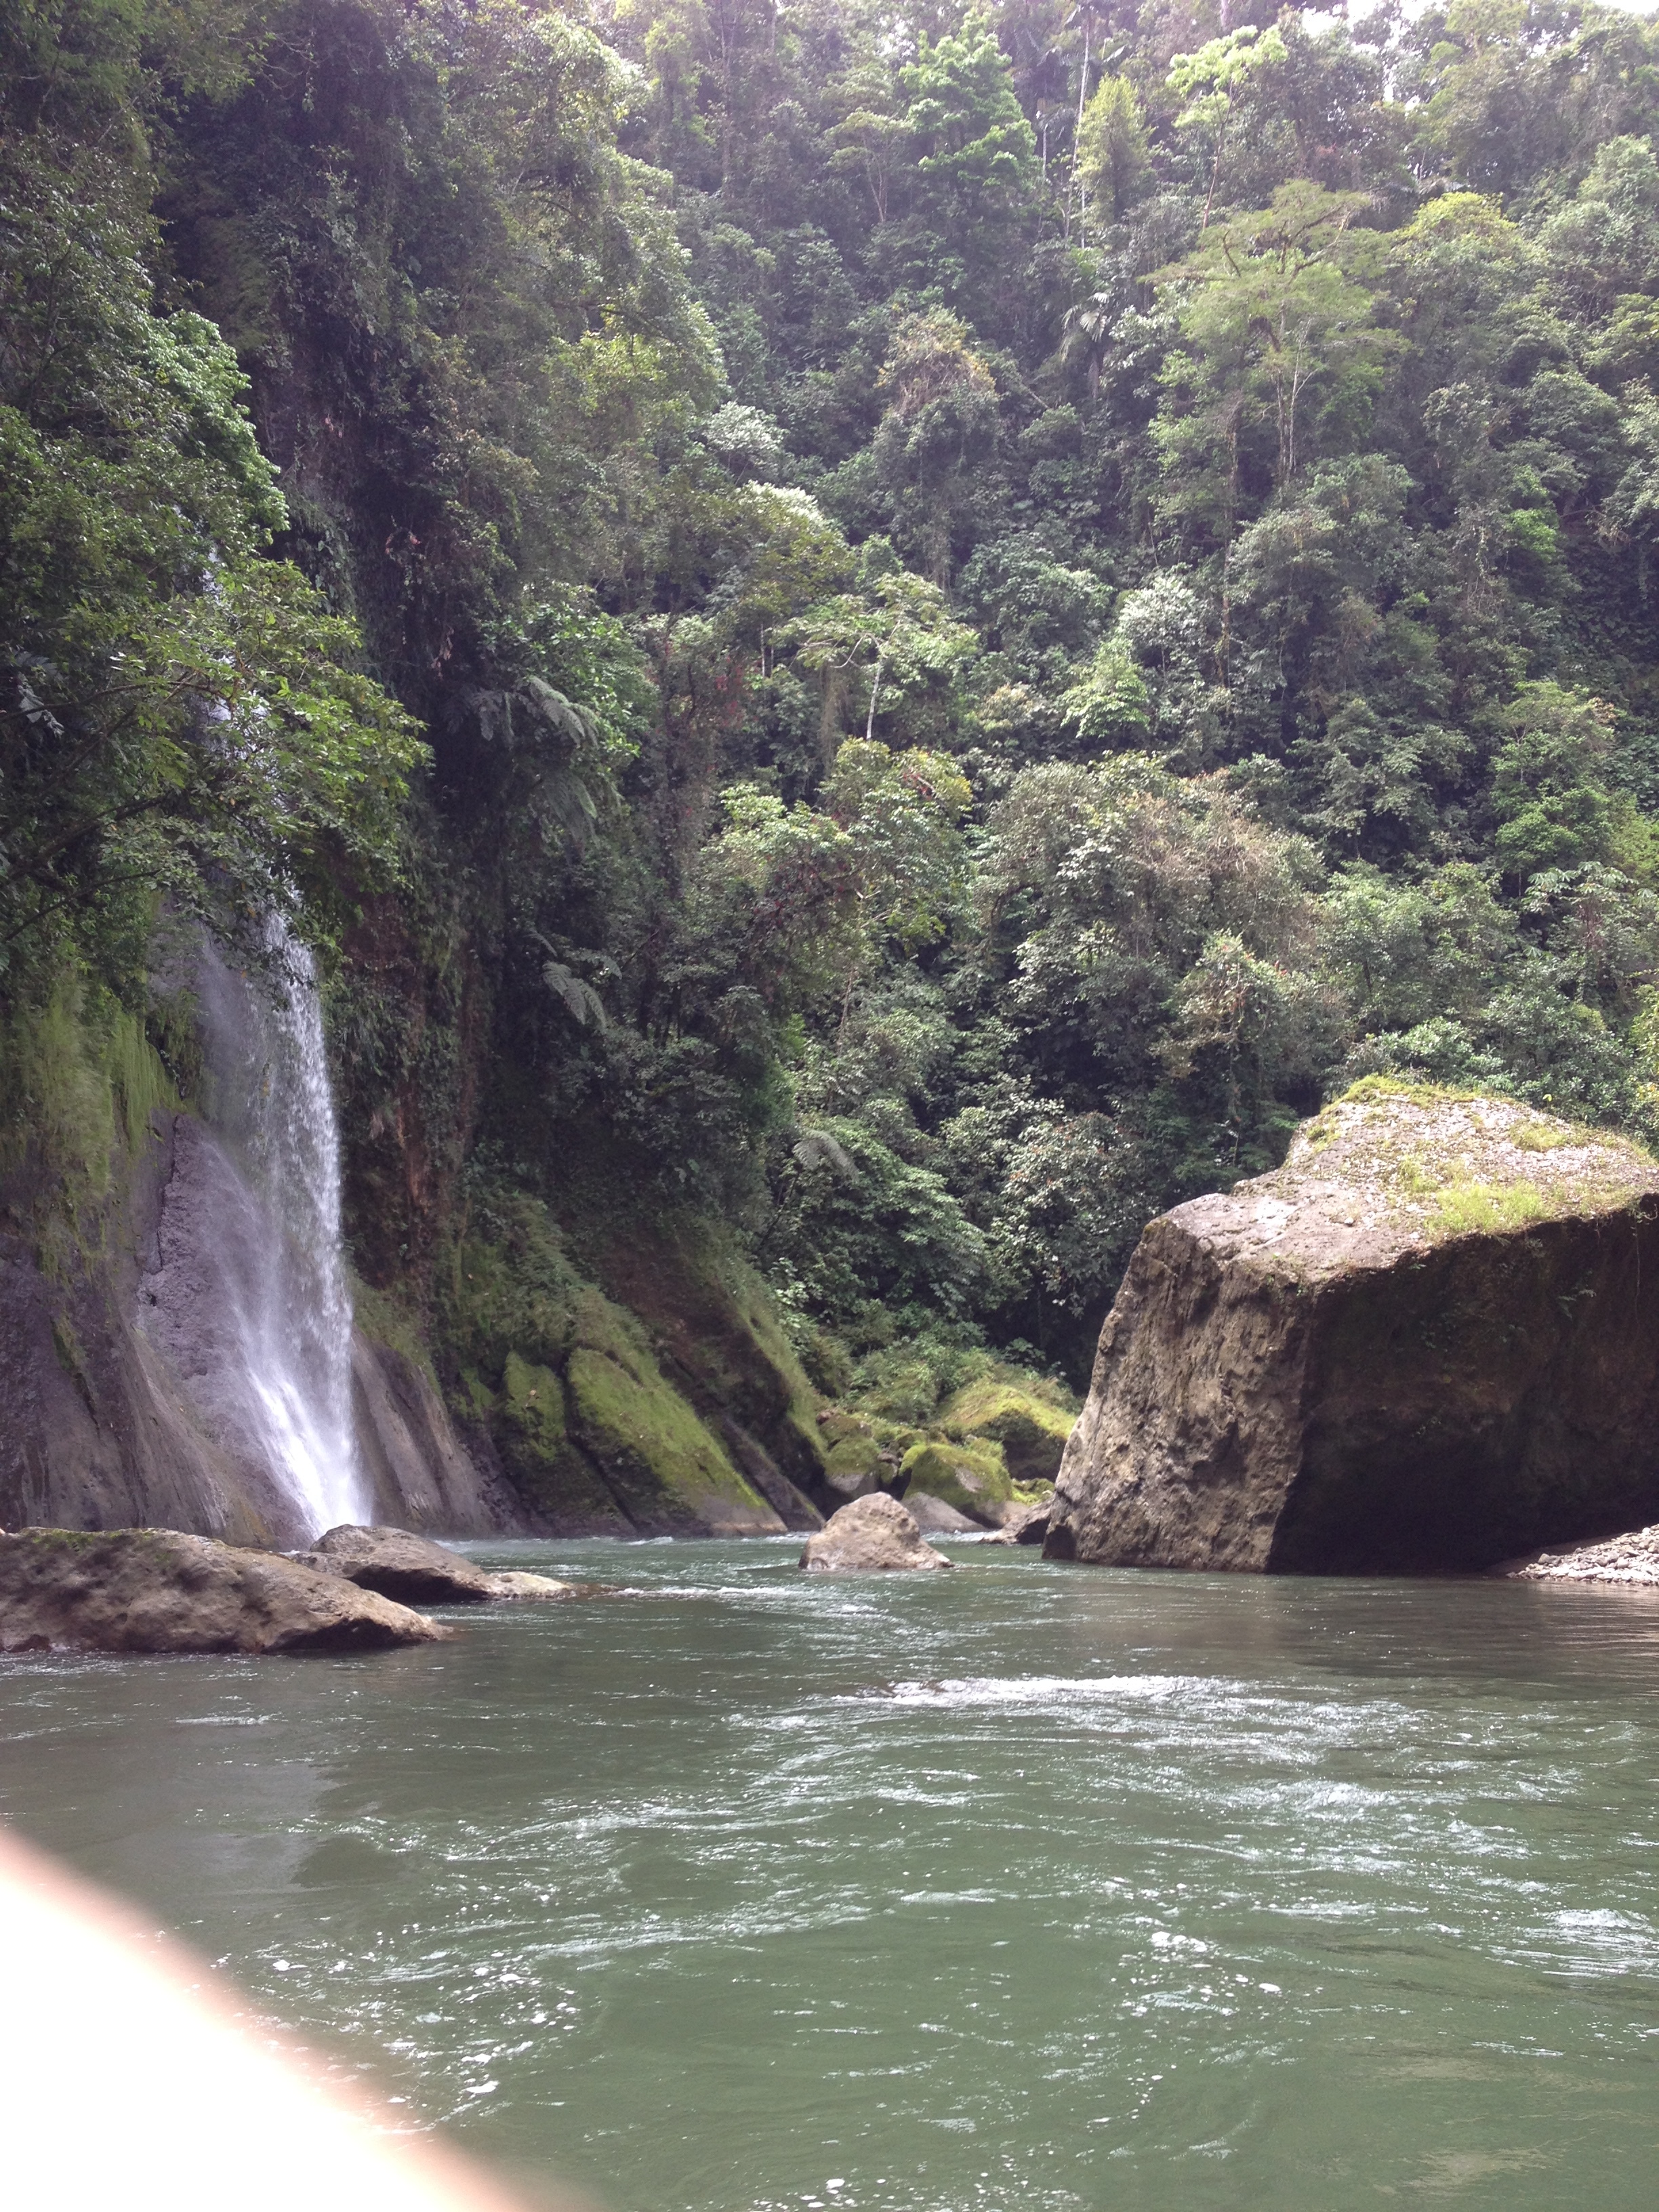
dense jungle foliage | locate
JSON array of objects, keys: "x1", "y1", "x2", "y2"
[{"x1": 11, "y1": 0, "x2": 1659, "y2": 1409}]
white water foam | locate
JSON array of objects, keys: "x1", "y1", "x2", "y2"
[{"x1": 145, "y1": 915, "x2": 370, "y2": 1539}]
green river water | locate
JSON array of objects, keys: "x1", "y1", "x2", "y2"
[{"x1": 3, "y1": 1537, "x2": 1658, "y2": 2211}]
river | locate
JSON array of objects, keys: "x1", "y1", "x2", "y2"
[{"x1": 3, "y1": 1538, "x2": 1657, "y2": 2209}]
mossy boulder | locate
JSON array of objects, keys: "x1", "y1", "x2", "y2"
[
  {"x1": 898, "y1": 1438, "x2": 1015, "y2": 1528},
  {"x1": 1047, "y1": 1082, "x2": 1659, "y2": 1574},
  {"x1": 939, "y1": 1371, "x2": 1077, "y2": 1486},
  {"x1": 823, "y1": 1430, "x2": 885, "y2": 1498}
]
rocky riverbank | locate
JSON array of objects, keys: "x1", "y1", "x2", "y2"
[
  {"x1": 0, "y1": 1523, "x2": 573, "y2": 1655},
  {"x1": 1501, "y1": 1525, "x2": 1659, "y2": 1586}
]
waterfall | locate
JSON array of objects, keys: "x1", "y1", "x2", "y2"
[{"x1": 141, "y1": 916, "x2": 371, "y2": 1542}]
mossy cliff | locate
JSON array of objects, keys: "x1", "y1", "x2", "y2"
[
  {"x1": 0, "y1": 987, "x2": 253, "y2": 1538},
  {"x1": 1046, "y1": 1082, "x2": 1659, "y2": 1575},
  {"x1": 435, "y1": 1186, "x2": 824, "y2": 1534},
  {"x1": 0, "y1": 981, "x2": 831, "y2": 1541}
]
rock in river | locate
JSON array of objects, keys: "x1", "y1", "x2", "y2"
[
  {"x1": 483, "y1": 1569, "x2": 574, "y2": 1600},
  {"x1": 799, "y1": 1492, "x2": 954, "y2": 1573},
  {"x1": 304, "y1": 1523, "x2": 495, "y2": 1603},
  {"x1": 1045, "y1": 1081, "x2": 1659, "y2": 1575},
  {"x1": 0, "y1": 1529, "x2": 449, "y2": 1654}
]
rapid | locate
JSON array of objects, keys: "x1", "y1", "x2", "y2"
[{"x1": 2, "y1": 1539, "x2": 1657, "y2": 2211}]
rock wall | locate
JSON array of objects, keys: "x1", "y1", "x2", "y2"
[
  {"x1": 1046, "y1": 1085, "x2": 1659, "y2": 1575},
  {"x1": 0, "y1": 1110, "x2": 522, "y2": 1542}
]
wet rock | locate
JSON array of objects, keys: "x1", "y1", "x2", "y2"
[
  {"x1": 1046, "y1": 1082, "x2": 1659, "y2": 1575},
  {"x1": 995, "y1": 1499, "x2": 1052, "y2": 1547},
  {"x1": 351, "y1": 1330, "x2": 517, "y2": 1536},
  {"x1": 307, "y1": 1524, "x2": 495, "y2": 1603},
  {"x1": 1499, "y1": 1523, "x2": 1659, "y2": 1586},
  {"x1": 898, "y1": 1439, "x2": 1014, "y2": 1528},
  {"x1": 798, "y1": 1492, "x2": 954, "y2": 1573},
  {"x1": 902, "y1": 1490, "x2": 981, "y2": 1535},
  {"x1": 0, "y1": 1529, "x2": 449, "y2": 1654},
  {"x1": 483, "y1": 1569, "x2": 573, "y2": 1600}
]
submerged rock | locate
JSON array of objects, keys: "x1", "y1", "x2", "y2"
[
  {"x1": 799, "y1": 1493, "x2": 954, "y2": 1573},
  {"x1": 306, "y1": 1523, "x2": 494, "y2": 1603},
  {"x1": 0, "y1": 1529, "x2": 449, "y2": 1654},
  {"x1": 483, "y1": 1569, "x2": 573, "y2": 1600},
  {"x1": 1046, "y1": 1082, "x2": 1659, "y2": 1575}
]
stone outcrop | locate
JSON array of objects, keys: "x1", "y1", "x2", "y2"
[
  {"x1": 303, "y1": 1524, "x2": 495, "y2": 1603},
  {"x1": 799, "y1": 1492, "x2": 954, "y2": 1572},
  {"x1": 1500, "y1": 1523, "x2": 1659, "y2": 1586},
  {"x1": 1046, "y1": 1082, "x2": 1659, "y2": 1576},
  {"x1": 0, "y1": 1529, "x2": 449, "y2": 1653}
]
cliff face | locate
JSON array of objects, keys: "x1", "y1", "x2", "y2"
[
  {"x1": 0, "y1": 1109, "x2": 515, "y2": 1544},
  {"x1": 1, "y1": 1096, "x2": 827, "y2": 1544},
  {"x1": 1045, "y1": 1083, "x2": 1659, "y2": 1576}
]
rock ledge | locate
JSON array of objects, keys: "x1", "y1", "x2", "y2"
[{"x1": 1502, "y1": 1523, "x2": 1659, "y2": 1586}]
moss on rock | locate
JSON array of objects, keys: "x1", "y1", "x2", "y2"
[
  {"x1": 1270, "y1": 1080, "x2": 1657, "y2": 1265},
  {"x1": 898, "y1": 1438, "x2": 1015, "y2": 1525},
  {"x1": 565, "y1": 1336, "x2": 782, "y2": 1534},
  {"x1": 824, "y1": 1430, "x2": 885, "y2": 1496},
  {"x1": 939, "y1": 1368, "x2": 1077, "y2": 1485}
]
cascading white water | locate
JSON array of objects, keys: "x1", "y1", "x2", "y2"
[
  {"x1": 142, "y1": 916, "x2": 371, "y2": 1540},
  {"x1": 216, "y1": 917, "x2": 369, "y2": 1534}
]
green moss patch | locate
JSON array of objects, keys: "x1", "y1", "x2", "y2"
[
  {"x1": 824, "y1": 1431, "x2": 886, "y2": 1493},
  {"x1": 1430, "y1": 1179, "x2": 1550, "y2": 1236},
  {"x1": 566, "y1": 1343, "x2": 775, "y2": 1528},
  {"x1": 938, "y1": 1368, "x2": 1077, "y2": 1484},
  {"x1": 898, "y1": 1438, "x2": 1014, "y2": 1523}
]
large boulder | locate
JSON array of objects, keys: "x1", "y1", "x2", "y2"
[
  {"x1": 306, "y1": 1523, "x2": 495, "y2": 1603},
  {"x1": 0, "y1": 1529, "x2": 449, "y2": 1653},
  {"x1": 799, "y1": 1493, "x2": 954, "y2": 1572},
  {"x1": 1046, "y1": 1082, "x2": 1659, "y2": 1575}
]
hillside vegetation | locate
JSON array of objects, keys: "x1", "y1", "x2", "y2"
[{"x1": 9, "y1": 0, "x2": 1659, "y2": 1452}]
